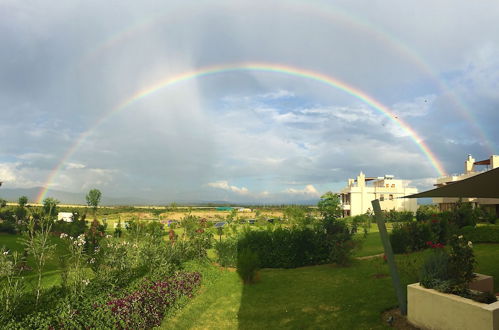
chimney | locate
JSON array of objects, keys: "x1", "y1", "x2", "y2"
[{"x1": 464, "y1": 154, "x2": 475, "y2": 174}]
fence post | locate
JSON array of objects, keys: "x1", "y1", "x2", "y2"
[{"x1": 371, "y1": 199, "x2": 407, "y2": 315}]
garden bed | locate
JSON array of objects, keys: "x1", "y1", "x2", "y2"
[{"x1": 407, "y1": 283, "x2": 499, "y2": 330}]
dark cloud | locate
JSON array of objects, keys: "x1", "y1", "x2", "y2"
[{"x1": 0, "y1": 0, "x2": 498, "y2": 202}]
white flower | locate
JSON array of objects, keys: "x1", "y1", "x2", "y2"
[
  {"x1": 82, "y1": 279, "x2": 90, "y2": 286},
  {"x1": 3, "y1": 251, "x2": 8, "y2": 255},
  {"x1": 89, "y1": 258, "x2": 95, "y2": 264},
  {"x1": 106, "y1": 234, "x2": 112, "y2": 239},
  {"x1": 60, "y1": 233, "x2": 68, "y2": 239},
  {"x1": 468, "y1": 241, "x2": 473, "y2": 248},
  {"x1": 458, "y1": 235, "x2": 463, "y2": 239}
]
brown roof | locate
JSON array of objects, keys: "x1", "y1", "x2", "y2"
[{"x1": 405, "y1": 167, "x2": 499, "y2": 198}]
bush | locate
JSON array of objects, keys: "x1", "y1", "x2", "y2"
[
  {"x1": 419, "y1": 250, "x2": 450, "y2": 289},
  {"x1": 52, "y1": 219, "x2": 87, "y2": 237},
  {"x1": 214, "y1": 236, "x2": 238, "y2": 267},
  {"x1": 236, "y1": 248, "x2": 260, "y2": 284},
  {"x1": 237, "y1": 219, "x2": 355, "y2": 268},
  {"x1": 389, "y1": 217, "x2": 455, "y2": 254},
  {"x1": 416, "y1": 205, "x2": 439, "y2": 222},
  {"x1": 419, "y1": 235, "x2": 496, "y2": 303},
  {"x1": 460, "y1": 225, "x2": 499, "y2": 243},
  {"x1": 106, "y1": 272, "x2": 202, "y2": 329},
  {"x1": 384, "y1": 210, "x2": 414, "y2": 223}
]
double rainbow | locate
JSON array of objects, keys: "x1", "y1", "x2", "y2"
[{"x1": 36, "y1": 63, "x2": 446, "y2": 203}]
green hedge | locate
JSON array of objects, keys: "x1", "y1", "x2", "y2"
[
  {"x1": 236, "y1": 220, "x2": 354, "y2": 268},
  {"x1": 460, "y1": 225, "x2": 499, "y2": 243}
]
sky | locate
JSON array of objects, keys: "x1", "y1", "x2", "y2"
[{"x1": 0, "y1": 0, "x2": 498, "y2": 204}]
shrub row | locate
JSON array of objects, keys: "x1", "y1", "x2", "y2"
[
  {"x1": 460, "y1": 225, "x2": 499, "y2": 243},
  {"x1": 390, "y1": 219, "x2": 453, "y2": 254},
  {"x1": 5, "y1": 271, "x2": 201, "y2": 329},
  {"x1": 236, "y1": 220, "x2": 355, "y2": 268},
  {"x1": 106, "y1": 272, "x2": 202, "y2": 329}
]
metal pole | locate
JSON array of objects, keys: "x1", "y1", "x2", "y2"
[{"x1": 371, "y1": 199, "x2": 407, "y2": 315}]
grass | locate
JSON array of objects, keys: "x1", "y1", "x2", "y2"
[
  {"x1": 163, "y1": 240, "x2": 499, "y2": 329},
  {"x1": 163, "y1": 259, "x2": 395, "y2": 330},
  {"x1": 474, "y1": 243, "x2": 499, "y2": 290},
  {"x1": 353, "y1": 232, "x2": 384, "y2": 257}
]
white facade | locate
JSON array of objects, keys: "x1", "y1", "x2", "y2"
[
  {"x1": 57, "y1": 212, "x2": 74, "y2": 222},
  {"x1": 339, "y1": 172, "x2": 418, "y2": 217},
  {"x1": 433, "y1": 154, "x2": 499, "y2": 215}
]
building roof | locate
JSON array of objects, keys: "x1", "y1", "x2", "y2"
[{"x1": 405, "y1": 167, "x2": 499, "y2": 198}]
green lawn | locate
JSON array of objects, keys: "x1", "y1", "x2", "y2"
[
  {"x1": 163, "y1": 243, "x2": 499, "y2": 329},
  {"x1": 353, "y1": 232, "x2": 384, "y2": 257}
]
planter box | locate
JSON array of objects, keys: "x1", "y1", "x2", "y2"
[
  {"x1": 408, "y1": 283, "x2": 499, "y2": 330},
  {"x1": 469, "y1": 273, "x2": 494, "y2": 294}
]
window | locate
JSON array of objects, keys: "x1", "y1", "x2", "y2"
[
  {"x1": 389, "y1": 194, "x2": 394, "y2": 200},
  {"x1": 391, "y1": 184, "x2": 395, "y2": 188},
  {"x1": 380, "y1": 194, "x2": 385, "y2": 201}
]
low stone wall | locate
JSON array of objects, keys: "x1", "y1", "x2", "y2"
[{"x1": 407, "y1": 283, "x2": 499, "y2": 330}]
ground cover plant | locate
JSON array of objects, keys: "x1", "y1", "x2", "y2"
[{"x1": 0, "y1": 195, "x2": 218, "y2": 328}]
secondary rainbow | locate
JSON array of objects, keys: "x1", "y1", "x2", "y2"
[
  {"x1": 76, "y1": 0, "x2": 494, "y2": 154},
  {"x1": 36, "y1": 63, "x2": 447, "y2": 203}
]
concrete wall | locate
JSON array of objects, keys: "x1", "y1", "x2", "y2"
[{"x1": 408, "y1": 283, "x2": 499, "y2": 330}]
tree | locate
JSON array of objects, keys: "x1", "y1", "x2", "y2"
[
  {"x1": 317, "y1": 192, "x2": 342, "y2": 220},
  {"x1": 0, "y1": 198, "x2": 6, "y2": 208},
  {"x1": 18, "y1": 196, "x2": 28, "y2": 207},
  {"x1": 86, "y1": 189, "x2": 102, "y2": 219},
  {"x1": 42, "y1": 198, "x2": 59, "y2": 217}
]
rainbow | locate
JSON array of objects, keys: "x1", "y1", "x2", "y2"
[
  {"x1": 76, "y1": 0, "x2": 494, "y2": 154},
  {"x1": 36, "y1": 63, "x2": 447, "y2": 203}
]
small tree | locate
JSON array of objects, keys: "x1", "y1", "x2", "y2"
[
  {"x1": 0, "y1": 198, "x2": 6, "y2": 208},
  {"x1": 86, "y1": 189, "x2": 102, "y2": 220},
  {"x1": 42, "y1": 197, "x2": 59, "y2": 218},
  {"x1": 318, "y1": 192, "x2": 342, "y2": 220},
  {"x1": 18, "y1": 196, "x2": 28, "y2": 208}
]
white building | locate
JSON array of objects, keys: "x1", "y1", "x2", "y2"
[
  {"x1": 339, "y1": 172, "x2": 418, "y2": 217},
  {"x1": 57, "y1": 212, "x2": 74, "y2": 222},
  {"x1": 433, "y1": 154, "x2": 499, "y2": 215}
]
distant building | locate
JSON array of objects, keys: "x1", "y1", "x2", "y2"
[
  {"x1": 433, "y1": 154, "x2": 499, "y2": 215},
  {"x1": 57, "y1": 212, "x2": 73, "y2": 222},
  {"x1": 216, "y1": 207, "x2": 234, "y2": 211},
  {"x1": 339, "y1": 172, "x2": 418, "y2": 217}
]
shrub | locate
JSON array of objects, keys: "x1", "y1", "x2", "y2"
[
  {"x1": 419, "y1": 235, "x2": 495, "y2": 303},
  {"x1": 52, "y1": 219, "x2": 87, "y2": 237},
  {"x1": 106, "y1": 272, "x2": 202, "y2": 329},
  {"x1": 237, "y1": 219, "x2": 355, "y2": 268},
  {"x1": 214, "y1": 236, "x2": 238, "y2": 267},
  {"x1": 460, "y1": 225, "x2": 499, "y2": 243},
  {"x1": 389, "y1": 218, "x2": 454, "y2": 254},
  {"x1": 416, "y1": 205, "x2": 439, "y2": 222},
  {"x1": 236, "y1": 248, "x2": 260, "y2": 284},
  {"x1": 384, "y1": 210, "x2": 414, "y2": 223},
  {"x1": 390, "y1": 224, "x2": 411, "y2": 253},
  {"x1": 419, "y1": 250, "x2": 450, "y2": 289},
  {"x1": 451, "y1": 200, "x2": 477, "y2": 228}
]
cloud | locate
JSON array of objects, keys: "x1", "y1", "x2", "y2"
[
  {"x1": 206, "y1": 180, "x2": 249, "y2": 195},
  {"x1": 285, "y1": 184, "x2": 320, "y2": 197},
  {"x1": 0, "y1": 0, "x2": 498, "y2": 203}
]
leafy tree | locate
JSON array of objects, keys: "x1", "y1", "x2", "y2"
[
  {"x1": 317, "y1": 192, "x2": 342, "y2": 220},
  {"x1": 0, "y1": 198, "x2": 6, "y2": 208},
  {"x1": 18, "y1": 196, "x2": 28, "y2": 208},
  {"x1": 86, "y1": 189, "x2": 102, "y2": 220},
  {"x1": 42, "y1": 197, "x2": 59, "y2": 217}
]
